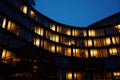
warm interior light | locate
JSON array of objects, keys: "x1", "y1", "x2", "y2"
[
  {"x1": 56, "y1": 46, "x2": 62, "y2": 53},
  {"x1": 109, "y1": 48, "x2": 117, "y2": 55},
  {"x1": 65, "y1": 48, "x2": 71, "y2": 56},
  {"x1": 90, "y1": 49, "x2": 97, "y2": 57},
  {"x1": 30, "y1": 10, "x2": 35, "y2": 18},
  {"x1": 66, "y1": 73, "x2": 72, "y2": 79},
  {"x1": 50, "y1": 45, "x2": 55, "y2": 52},
  {"x1": 2, "y1": 18, "x2": 6, "y2": 28},
  {"x1": 105, "y1": 38, "x2": 111, "y2": 45},
  {"x1": 88, "y1": 30, "x2": 95, "y2": 36},
  {"x1": 115, "y1": 24, "x2": 120, "y2": 32},
  {"x1": 66, "y1": 29, "x2": 71, "y2": 35},
  {"x1": 113, "y1": 72, "x2": 120, "y2": 76},
  {"x1": 57, "y1": 25, "x2": 62, "y2": 32},
  {"x1": 2, "y1": 49, "x2": 11, "y2": 59},
  {"x1": 56, "y1": 35, "x2": 59, "y2": 42},
  {"x1": 7, "y1": 21, "x2": 16, "y2": 31},
  {"x1": 88, "y1": 39, "x2": 92, "y2": 46},
  {"x1": 34, "y1": 38, "x2": 40, "y2": 47},
  {"x1": 22, "y1": 5, "x2": 27, "y2": 14},
  {"x1": 83, "y1": 30, "x2": 87, "y2": 36},
  {"x1": 50, "y1": 24, "x2": 56, "y2": 31},
  {"x1": 34, "y1": 27, "x2": 44, "y2": 36}
]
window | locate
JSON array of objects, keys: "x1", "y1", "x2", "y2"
[
  {"x1": 65, "y1": 28, "x2": 71, "y2": 35},
  {"x1": 85, "y1": 39, "x2": 93, "y2": 47},
  {"x1": 2, "y1": 18, "x2": 6, "y2": 28},
  {"x1": 83, "y1": 30, "x2": 87, "y2": 37},
  {"x1": 65, "y1": 47, "x2": 71, "y2": 56},
  {"x1": 104, "y1": 37, "x2": 111, "y2": 45},
  {"x1": 113, "y1": 72, "x2": 120, "y2": 80},
  {"x1": 90, "y1": 49, "x2": 98, "y2": 57},
  {"x1": 112, "y1": 36, "x2": 119, "y2": 44},
  {"x1": 57, "y1": 25, "x2": 62, "y2": 33},
  {"x1": 34, "y1": 38, "x2": 40, "y2": 47},
  {"x1": 88, "y1": 30, "x2": 95, "y2": 36},
  {"x1": 34, "y1": 27, "x2": 44, "y2": 36},
  {"x1": 109, "y1": 48, "x2": 117, "y2": 56},
  {"x1": 30, "y1": 10, "x2": 35, "y2": 18},
  {"x1": 49, "y1": 44, "x2": 55, "y2": 52},
  {"x1": 56, "y1": 46, "x2": 62, "y2": 54},
  {"x1": 72, "y1": 29, "x2": 79, "y2": 36},
  {"x1": 115, "y1": 24, "x2": 120, "y2": 32},
  {"x1": 50, "y1": 24, "x2": 56, "y2": 31},
  {"x1": 21, "y1": 5, "x2": 28, "y2": 14}
]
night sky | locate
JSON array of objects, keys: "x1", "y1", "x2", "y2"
[{"x1": 35, "y1": 0, "x2": 120, "y2": 27}]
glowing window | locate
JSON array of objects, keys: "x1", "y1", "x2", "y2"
[
  {"x1": 72, "y1": 29, "x2": 79, "y2": 36},
  {"x1": 105, "y1": 38, "x2": 111, "y2": 45},
  {"x1": 88, "y1": 39, "x2": 92, "y2": 46},
  {"x1": 66, "y1": 28, "x2": 71, "y2": 35},
  {"x1": 57, "y1": 25, "x2": 62, "y2": 33},
  {"x1": 34, "y1": 27, "x2": 44, "y2": 36},
  {"x1": 50, "y1": 24, "x2": 56, "y2": 31},
  {"x1": 30, "y1": 10, "x2": 35, "y2": 18},
  {"x1": 7, "y1": 21, "x2": 16, "y2": 31},
  {"x1": 90, "y1": 49, "x2": 98, "y2": 57},
  {"x1": 66, "y1": 72, "x2": 77, "y2": 79},
  {"x1": 83, "y1": 30, "x2": 87, "y2": 36},
  {"x1": 50, "y1": 44, "x2": 55, "y2": 52},
  {"x1": 2, "y1": 49, "x2": 11, "y2": 59},
  {"x1": 56, "y1": 46, "x2": 62, "y2": 54},
  {"x1": 113, "y1": 72, "x2": 120, "y2": 76},
  {"x1": 34, "y1": 38, "x2": 40, "y2": 47},
  {"x1": 88, "y1": 30, "x2": 95, "y2": 36},
  {"x1": 112, "y1": 36, "x2": 119, "y2": 44},
  {"x1": 115, "y1": 24, "x2": 120, "y2": 32},
  {"x1": 109, "y1": 48, "x2": 117, "y2": 56},
  {"x1": 22, "y1": 5, "x2": 27, "y2": 14},
  {"x1": 2, "y1": 18, "x2": 6, "y2": 28},
  {"x1": 65, "y1": 48, "x2": 71, "y2": 56}
]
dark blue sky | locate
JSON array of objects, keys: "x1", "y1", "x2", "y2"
[{"x1": 35, "y1": 0, "x2": 120, "y2": 27}]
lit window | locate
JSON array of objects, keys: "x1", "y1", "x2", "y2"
[
  {"x1": 66, "y1": 29, "x2": 71, "y2": 35},
  {"x1": 83, "y1": 30, "x2": 87, "y2": 36},
  {"x1": 113, "y1": 72, "x2": 120, "y2": 76},
  {"x1": 66, "y1": 72, "x2": 77, "y2": 79},
  {"x1": 2, "y1": 18, "x2": 6, "y2": 28},
  {"x1": 50, "y1": 45, "x2": 55, "y2": 52},
  {"x1": 112, "y1": 36, "x2": 119, "y2": 44},
  {"x1": 2, "y1": 49, "x2": 11, "y2": 59},
  {"x1": 57, "y1": 25, "x2": 62, "y2": 33},
  {"x1": 72, "y1": 29, "x2": 79, "y2": 36},
  {"x1": 56, "y1": 46, "x2": 62, "y2": 54},
  {"x1": 34, "y1": 38, "x2": 40, "y2": 47},
  {"x1": 65, "y1": 48, "x2": 71, "y2": 56},
  {"x1": 7, "y1": 21, "x2": 16, "y2": 31},
  {"x1": 22, "y1": 5, "x2": 27, "y2": 14},
  {"x1": 88, "y1": 39, "x2": 92, "y2": 46},
  {"x1": 30, "y1": 10, "x2": 35, "y2": 18},
  {"x1": 34, "y1": 27, "x2": 44, "y2": 36},
  {"x1": 115, "y1": 24, "x2": 120, "y2": 32},
  {"x1": 88, "y1": 30, "x2": 95, "y2": 36},
  {"x1": 113, "y1": 72, "x2": 120, "y2": 79},
  {"x1": 66, "y1": 73, "x2": 72, "y2": 79},
  {"x1": 109, "y1": 48, "x2": 117, "y2": 56},
  {"x1": 50, "y1": 24, "x2": 56, "y2": 31},
  {"x1": 105, "y1": 38, "x2": 111, "y2": 45},
  {"x1": 55, "y1": 35, "x2": 59, "y2": 42},
  {"x1": 90, "y1": 49, "x2": 98, "y2": 57}
]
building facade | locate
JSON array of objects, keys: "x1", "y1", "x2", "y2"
[{"x1": 0, "y1": 0, "x2": 120, "y2": 80}]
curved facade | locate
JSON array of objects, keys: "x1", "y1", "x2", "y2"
[{"x1": 0, "y1": 0, "x2": 120, "y2": 80}]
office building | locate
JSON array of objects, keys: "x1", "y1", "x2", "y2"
[{"x1": 0, "y1": 0, "x2": 120, "y2": 80}]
